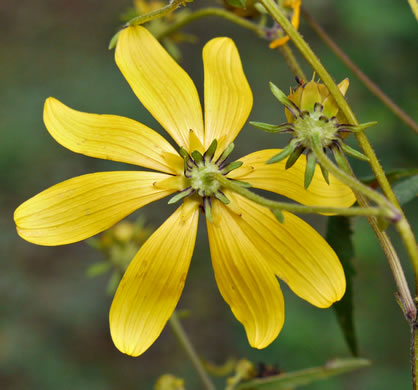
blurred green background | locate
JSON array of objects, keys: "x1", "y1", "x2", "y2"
[{"x1": 1, "y1": 0, "x2": 417, "y2": 388}]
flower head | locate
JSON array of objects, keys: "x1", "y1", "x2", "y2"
[
  {"x1": 252, "y1": 77, "x2": 375, "y2": 188},
  {"x1": 14, "y1": 26, "x2": 354, "y2": 356}
]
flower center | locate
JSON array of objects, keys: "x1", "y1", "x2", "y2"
[
  {"x1": 293, "y1": 109, "x2": 339, "y2": 149},
  {"x1": 189, "y1": 162, "x2": 221, "y2": 197},
  {"x1": 168, "y1": 139, "x2": 244, "y2": 221}
]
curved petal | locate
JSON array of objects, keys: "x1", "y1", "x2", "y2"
[
  {"x1": 110, "y1": 200, "x2": 199, "y2": 356},
  {"x1": 44, "y1": 97, "x2": 183, "y2": 175},
  {"x1": 207, "y1": 199, "x2": 284, "y2": 349},
  {"x1": 228, "y1": 149, "x2": 356, "y2": 208},
  {"x1": 203, "y1": 38, "x2": 253, "y2": 154},
  {"x1": 115, "y1": 26, "x2": 204, "y2": 150},
  {"x1": 14, "y1": 171, "x2": 175, "y2": 246},
  {"x1": 226, "y1": 192, "x2": 346, "y2": 308}
]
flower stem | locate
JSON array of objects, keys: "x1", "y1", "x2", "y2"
[
  {"x1": 413, "y1": 325, "x2": 418, "y2": 389},
  {"x1": 257, "y1": 0, "x2": 401, "y2": 210},
  {"x1": 301, "y1": 7, "x2": 418, "y2": 134},
  {"x1": 156, "y1": 7, "x2": 265, "y2": 40},
  {"x1": 259, "y1": 0, "x2": 418, "y2": 289},
  {"x1": 311, "y1": 135, "x2": 399, "y2": 218},
  {"x1": 169, "y1": 312, "x2": 216, "y2": 390},
  {"x1": 127, "y1": 0, "x2": 192, "y2": 27},
  {"x1": 216, "y1": 174, "x2": 391, "y2": 219},
  {"x1": 278, "y1": 44, "x2": 306, "y2": 81}
]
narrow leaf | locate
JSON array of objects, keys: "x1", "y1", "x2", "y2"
[
  {"x1": 304, "y1": 152, "x2": 316, "y2": 189},
  {"x1": 271, "y1": 208, "x2": 284, "y2": 223},
  {"x1": 266, "y1": 141, "x2": 297, "y2": 164},
  {"x1": 285, "y1": 145, "x2": 304, "y2": 169},
  {"x1": 250, "y1": 121, "x2": 294, "y2": 133},
  {"x1": 236, "y1": 358, "x2": 370, "y2": 389},
  {"x1": 326, "y1": 216, "x2": 358, "y2": 356},
  {"x1": 339, "y1": 142, "x2": 369, "y2": 161}
]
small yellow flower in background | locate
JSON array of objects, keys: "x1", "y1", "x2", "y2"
[
  {"x1": 154, "y1": 374, "x2": 185, "y2": 390},
  {"x1": 269, "y1": 0, "x2": 301, "y2": 49},
  {"x1": 14, "y1": 26, "x2": 354, "y2": 357}
]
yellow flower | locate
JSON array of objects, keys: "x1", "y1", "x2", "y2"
[
  {"x1": 269, "y1": 0, "x2": 301, "y2": 49},
  {"x1": 14, "y1": 26, "x2": 354, "y2": 357}
]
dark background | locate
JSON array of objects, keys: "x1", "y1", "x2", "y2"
[{"x1": 1, "y1": 0, "x2": 417, "y2": 388}]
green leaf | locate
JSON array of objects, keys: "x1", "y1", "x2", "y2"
[
  {"x1": 393, "y1": 175, "x2": 418, "y2": 205},
  {"x1": 227, "y1": 0, "x2": 247, "y2": 8},
  {"x1": 326, "y1": 216, "x2": 358, "y2": 356},
  {"x1": 360, "y1": 168, "x2": 418, "y2": 187},
  {"x1": 236, "y1": 358, "x2": 370, "y2": 389}
]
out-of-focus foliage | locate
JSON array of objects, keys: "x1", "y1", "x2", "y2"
[{"x1": 1, "y1": 0, "x2": 417, "y2": 389}]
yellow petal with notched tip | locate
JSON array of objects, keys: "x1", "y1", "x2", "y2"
[
  {"x1": 228, "y1": 149, "x2": 355, "y2": 208},
  {"x1": 116, "y1": 26, "x2": 204, "y2": 150},
  {"x1": 44, "y1": 97, "x2": 183, "y2": 175},
  {"x1": 14, "y1": 171, "x2": 175, "y2": 246},
  {"x1": 207, "y1": 199, "x2": 284, "y2": 349},
  {"x1": 203, "y1": 38, "x2": 253, "y2": 155},
  {"x1": 110, "y1": 200, "x2": 199, "y2": 357},
  {"x1": 226, "y1": 191, "x2": 346, "y2": 307}
]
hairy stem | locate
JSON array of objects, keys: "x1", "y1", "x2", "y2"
[
  {"x1": 259, "y1": 0, "x2": 418, "y2": 286},
  {"x1": 311, "y1": 135, "x2": 399, "y2": 218},
  {"x1": 258, "y1": 0, "x2": 402, "y2": 209},
  {"x1": 157, "y1": 7, "x2": 264, "y2": 39},
  {"x1": 301, "y1": 7, "x2": 418, "y2": 134},
  {"x1": 278, "y1": 44, "x2": 306, "y2": 80},
  {"x1": 169, "y1": 312, "x2": 216, "y2": 390},
  {"x1": 216, "y1": 175, "x2": 391, "y2": 219},
  {"x1": 127, "y1": 0, "x2": 192, "y2": 26}
]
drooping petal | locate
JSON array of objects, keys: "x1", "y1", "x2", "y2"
[
  {"x1": 228, "y1": 149, "x2": 355, "y2": 208},
  {"x1": 207, "y1": 199, "x2": 284, "y2": 349},
  {"x1": 14, "y1": 171, "x2": 176, "y2": 246},
  {"x1": 110, "y1": 200, "x2": 199, "y2": 356},
  {"x1": 226, "y1": 192, "x2": 346, "y2": 308},
  {"x1": 44, "y1": 97, "x2": 183, "y2": 175},
  {"x1": 203, "y1": 38, "x2": 253, "y2": 154},
  {"x1": 115, "y1": 26, "x2": 204, "y2": 150}
]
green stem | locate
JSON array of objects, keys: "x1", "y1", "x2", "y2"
[
  {"x1": 311, "y1": 134, "x2": 399, "y2": 219},
  {"x1": 259, "y1": 0, "x2": 418, "y2": 294},
  {"x1": 127, "y1": 0, "x2": 192, "y2": 26},
  {"x1": 395, "y1": 218, "x2": 418, "y2": 287},
  {"x1": 408, "y1": 0, "x2": 418, "y2": 20},
  {"x1": 278, "y1": 44, "x2": 307, "y2": 80},
  {"x1": 301, "y1": 8, "x2": 418, "y2": 135},
  {"x1": 156, "y1": 7, "x2": 264, "y2": 40},
  {"x1": 413, "y1": 326, "x2": 418, "y2": 390},
  {"x1": 216, "y1": 174, "x2": 391, "y2": 219},
  {"x1": 258, "y1": 0, "x2": 401, "y2": 210},
  {"x1": 169, "y1": 312, "x2": 216, "y2": 390}
]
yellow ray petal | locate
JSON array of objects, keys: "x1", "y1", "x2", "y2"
[
  {"x1": 110, "y1": 200, "x2": 199, "y2": 356},
  {"x1": 115, "y1": 26, "x2": 204, "y2": 150},
  {"x1": 14, "y1": 171, "x2": 175, "y2": 246},
  {"x1": 228, "y1": 149, "x2": 356, "y2": 209},
  {"x1": 227, "y1": 192, "x2": 346, "y2": 307},
  {"x1": 203, "y1": 38, "x2": 253, "y2": 155},
  {"x1": 44, "y1": 98, "x2": 183, "y2": 175},
  {"x1": 207, "y1": 199, "x2": 284, "y2": 349}
]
